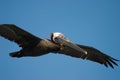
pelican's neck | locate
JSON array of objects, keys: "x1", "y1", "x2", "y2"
[{"x1": 50, "y1": 33, "x2": 54, "y2": 42}]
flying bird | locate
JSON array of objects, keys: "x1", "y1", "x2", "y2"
[{"x1": 0, "y1": 24, "x2": 119, "y2": 68}]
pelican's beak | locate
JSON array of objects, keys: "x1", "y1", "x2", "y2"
[{"x1": 55, "y1": 37, "x2": 87, "y2": 55}]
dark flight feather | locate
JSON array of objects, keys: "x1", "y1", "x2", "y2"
[
  {"x1": 0, "y1": 24, "x2": 41, "y2": 48},
  {"x1": 58, "y1": 44, "x2": 118, "y2": 68}
]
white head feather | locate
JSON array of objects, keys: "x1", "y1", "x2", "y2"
[{"x1": 51, "y1": 32, "x2": 70, "y2": 43}]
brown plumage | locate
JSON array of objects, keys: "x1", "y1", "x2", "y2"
[{"x1": 0, "y1": 24, "x2": 118, "y2": 68}]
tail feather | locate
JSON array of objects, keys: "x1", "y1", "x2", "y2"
[{"x1": 9, "y1": 51, "x2": 23, "y2": 58}]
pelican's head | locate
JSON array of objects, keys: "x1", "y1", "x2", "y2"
[
  {"x1": 51, "y1": 32, "x2": 70, "y2": 43},
  {"x1": 50, "y1": 32, "x2": 87, "y2": 54}
]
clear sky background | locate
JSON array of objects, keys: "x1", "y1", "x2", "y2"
[{"x1": 0, "y1": 0, "x2": 120, "y2": 80}]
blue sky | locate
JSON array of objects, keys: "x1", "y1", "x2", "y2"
[{"x1": 0, "y1": 0, "x2": 120, "y2": 80}]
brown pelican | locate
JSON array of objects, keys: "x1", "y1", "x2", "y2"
[{"x1": 0, "y1": 24, "x2": 118, "y2": 68}]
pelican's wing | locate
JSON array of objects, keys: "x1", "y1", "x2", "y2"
[
  {"x1": 58, "y1": 43, "x2": 118, "y2": 68},
  {"x1": 0, "y1": 24, "x2": 41, "y2": 48},
  {"x1": 77, "y1": 44, "x2": 118, "y2": 68}
]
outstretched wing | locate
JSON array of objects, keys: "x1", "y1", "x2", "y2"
[
  {"x1": 0, "y1": 24, "x2": 41, "y2": 48},
  {"x1": 58, "y1": 44, "x2": 118, "y2": 68}
]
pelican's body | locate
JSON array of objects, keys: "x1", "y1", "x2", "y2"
[{"x1": 0, "y1": 24, "x2": 118, "y2": 68}]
